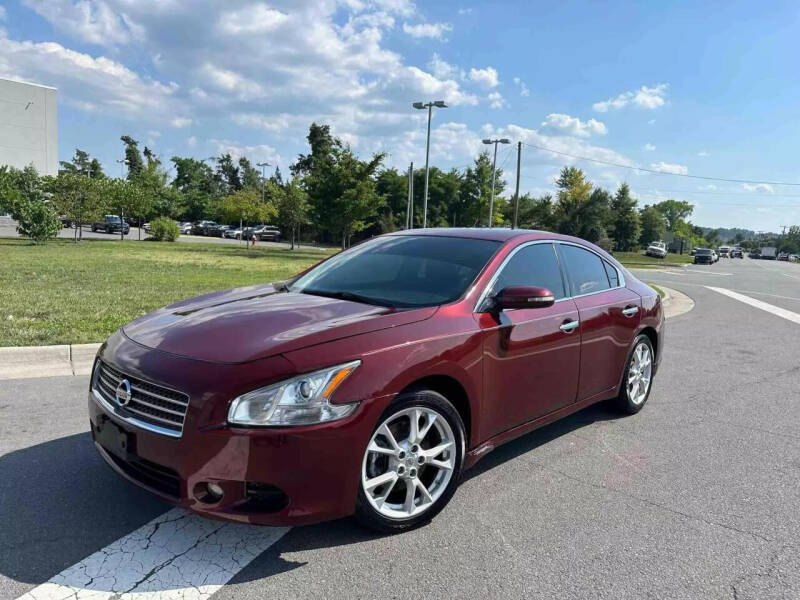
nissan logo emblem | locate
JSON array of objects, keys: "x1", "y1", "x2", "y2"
[{"x1": 116, "y1": 379, "x2": 132, "y2": 406}]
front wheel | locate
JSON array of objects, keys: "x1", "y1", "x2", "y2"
[
  {"x1": 355, "y1": 390, "x2": 465, "y2": 533},
  {"x1": 615, "y1": 335, "x2": 655, "y2": 414}
]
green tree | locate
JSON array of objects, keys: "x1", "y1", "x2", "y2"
[
  {"x1": 171, "y1": 157, "x2": 219, "y2": 221},
  {"x1": 102, "y1": 178, "x2": 149, "y2": 240},
  {"x1": 654, "y1": 199, "x2": 693, "y2": 232},
  {"x1": 376, "y1": 168, "x2": 408, "y2": 229},
  {"x1": 459, "y1": 152, "x2": 505, "y2": 227},
  {"x1": 638, "y1": 205, "x2": 666, "y2": 246},
  {"x1": 46, "y1": 172, "x2": 105, "y2": 241},
  {"x1": 276, "y1": 180, "x2": 309, "y2": 249},
  {"x1": 59, "y1": 148, "x2": 105, "y2": 178},
  {"x1": 512, "y1": 193, "x2": 555, "y2": 230},
  {"x1": 782, "y1": 225, "x2": 800, "y2": 254},
  {"x1": 551, "y1": 167, "x2": 609, "y2": 242},
  {"x1": 238, "y1": 157, "x2": 262, "y2": 191},
  {"x1": 609, "y1": 183, "x2": 640, "y2": 251},
  {"x1": 293, "y1": 123, "x2": 385, "y2": 248},
  {"x1": 213, "y1": 189, "x2": 277, "y2": 226},
  {"x1": 4, "y1": 165, "x2": 60, "y2": 243},
  {"x1": 215, "y1": 154, "x2": 242, "y2": 193},
  {"x1": 120, "y1": 135, "x2": 144, "y2": 179}
]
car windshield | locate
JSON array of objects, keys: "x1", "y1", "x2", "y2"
[
  {"x1": 697, "y1": 249, "x2": 712, "y2": 255},
  {"x1": 106, "y1": 216, "x2": 121, "y2": 223},
  {"x1": 290, "y1": 235, "x2": 501, "y2": 308}
]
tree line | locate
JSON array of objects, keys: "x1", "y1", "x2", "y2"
[{"x1": 1, "y1": 122, "x2": 796, "y2": 253}]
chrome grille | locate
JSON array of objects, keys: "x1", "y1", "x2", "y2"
[{"x1": 93, "y1": 361, "x2": 189, "y2": 437}]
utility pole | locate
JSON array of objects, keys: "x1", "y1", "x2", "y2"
[
  {"x1": 406, "y1": 162, "x2": 414, "y2": 229},
  {"x1": 257, "y1": 162, "x2": 270, "y2": 204},
  {"x1": 482, "y1": 138, "x2": 510, "y2": 227},
  {"x1": 412, "y1": 100, "x2": 447, "y2": 228},
  {"x1": 512, "y1": 141, "x2": 521, "y2": 229}
]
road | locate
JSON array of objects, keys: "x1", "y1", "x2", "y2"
[
  {"x1": 1, "y1": 258, "x2": 799, "y2": 599},
  {"x1": 0, "y1": 217, "x2": 327, "y2": 250}
]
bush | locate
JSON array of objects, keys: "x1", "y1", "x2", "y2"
[{"x1": 148, "y1": 217, "x2": 180, "y2": 241}]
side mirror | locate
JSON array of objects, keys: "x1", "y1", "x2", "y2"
[{"x1": 494, "y1": 286, "x2": 555, "y2": 310}]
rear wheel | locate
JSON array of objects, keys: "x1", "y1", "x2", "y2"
[
  {"x1": 615, "y1": 335, "x2": 654, "y2": 414},
  {"x1": 355, "y1": 390, "x2": 465, "y2": 533}
]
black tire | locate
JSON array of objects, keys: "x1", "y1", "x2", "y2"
[
  {"x1": 614, "y1": 334, "x2": 655, "y2": 414},
  {"x1": 354, "y1": 390, "x2": 466, "y2": 533}
]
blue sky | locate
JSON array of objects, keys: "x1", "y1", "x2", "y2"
[{"x1": 2, "y1": 0, "x2": 799, "y2": 231}]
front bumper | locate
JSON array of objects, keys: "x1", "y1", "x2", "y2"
[{"x1": 88, "y1": 333, "x2": 390, "y2": 526}]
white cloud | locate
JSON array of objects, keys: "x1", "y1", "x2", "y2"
[
  {"x1": 170, "y1": 117, "x2": 192, "y2": 128},
  {"x1": 698, "y1": 150, "x2": 708, "y2": 157},
  {"x1": 22, "y1": 0, "x2": 142, "y2": 46},
  {"x1": 402, "y1": 22, "x2": 452, "y2": 39},
  {"x1": 210, "y1": 139, "x2": 281, "y2": 166},
  {"x1": 487, "y1": 91, "x2": 506, "y2": 110},
  {"x1": 187, "y1": 136, "x2": 197, "y2": 148},
  {"x1": 513, "y1": 76, "x2": 530, "y2": 97},
  {"x1": 541, "y1": 113, "x2": 606, "y2": 137},
  {"x1": 468, "y1": 66, "x2": 499, "y2": 89},
  {"x1": 650, "y1": 161, "x2": 688, "y2": 175},
  {"x1": 593, "y1": 84, "x2": 668, "y2": 112},
  {"x1": 742, "y1": 183, "x2": 774, "y2": 194},
  {"x1": 218, "y1": 5, "x2": 288, "y2": 35},
  {"x1": 428, "y1": 53, "x2": 459, "y2": 80},
  {"x1": 643, "y1": 143, "x2": 656, "y2": 151}
]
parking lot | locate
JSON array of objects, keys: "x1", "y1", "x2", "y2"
[{"x1": 1, "y1": 258, "x2": 800, "y2": 599}]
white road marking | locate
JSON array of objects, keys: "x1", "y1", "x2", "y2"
[
  {"x1": 706, "y1": 286, "x2": 800, "y2": 325},
  {"x1": 17, "y1": 508, "x2": 289, "y2": 600}
]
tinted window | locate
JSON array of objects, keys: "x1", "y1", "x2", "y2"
[
  {"x1": 559, "y1": 244, "x2": 611, "y2": 296},
  {"x1": 492, "y1": 243, "x2": 566, "y2": 300},
  {"x1": 603, "y1": 261, "x2": 619, "y2": 287},
  {"x1": 290, "y1": 235, "x2": 500, "y2": 308}
]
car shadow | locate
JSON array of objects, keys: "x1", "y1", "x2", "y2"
[
  {"x1": 0, "y1": 402, "x2": 621, "y2": 588},
  {"x1": 227, "y1": 401, "x2": 624, "y2": 584},
  {"x1": 0, "y1": 432, "x2": 170, "y2": 585}
]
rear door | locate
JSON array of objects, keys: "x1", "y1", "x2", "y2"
[
  {"x1": 478, "y1": 242, "x2": 581, "y2": 437},
  {"x1": 556, "y1": 243, "x2": 642, "y2": 402}
]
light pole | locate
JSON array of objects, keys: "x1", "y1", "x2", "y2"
[
  {"x1": 482, "y1": 138, "x2": 510, "y2": 227},
  {"x1": 257, "y1": 162, "x2": 270, "y2": 204},
  {"x1": 413, "y1": 100, "x2": 447, "y2": 228}
]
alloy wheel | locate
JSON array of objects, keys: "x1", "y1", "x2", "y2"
[
  {"x1": 361, "y1": 407, "x2": 456, "y2": 520},
  {"x1": 627, "y1": 342, "x2": 652, "y2": 405}
]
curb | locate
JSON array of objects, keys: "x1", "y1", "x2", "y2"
[
  {"x1": 660, "y1": 286, "x2": 695, "y2": 319},
  {"x1": 0, "y1": 342, "x2": 100, "y2": 380}
]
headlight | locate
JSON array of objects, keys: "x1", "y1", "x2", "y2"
[{"x1": 227, "y1": 361, "x2": 361, "y2": 427}]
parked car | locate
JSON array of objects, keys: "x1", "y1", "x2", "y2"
[
  {"x1": 718, "y1": 246, "x2": 731, "y2": 258},
  {"x1": 777, "y1": 252, "x2": 790, "y2": 261},
  {"x1": 694, "y1": 248, "x2": 715, "y2": 265},
  {"x1": 255, "y1": 225, "x2": 282, "y2": 241},
  {"x1": 645, "y1": 240, "x2": 667, "y2": 258},
  {"x1": 216, "y1": 225, "x2": 234, "y2": 238},
  {"x1": 142, "y1": 222, "x2": 152, "y2": 233},
  {"x1": 731, "y1": 248, "x2": 743, "y2": 259},
  {"x1": 59, "y1": 215, "x2": 74, "y2": 228},
  {"x1": 711, "y1": 250, "x2": 719, "y2": 262},
  {"x1": 91, "y1": 215, "x2": 130, "y2": 234},
  {"x1": 192, "y1": 221, "x2": 221, "y2": 236},
  {"x1": 89, "y1": 229, "x2": 663, "y2": 532},
  {"x1": 749, "y1": 251, "x2": 761, "y2": 259},
  {"x1": 223, "y1": 226, "x2": 240, "y2": 239},
  {"x1": 790, "y1": 255, "x2": 799, "y2": 262},
  {"x1": 179, "y1": 222, "x2": 194, "y2": 235}
]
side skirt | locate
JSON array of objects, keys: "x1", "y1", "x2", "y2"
[{"x1": 464, "y1": 391, "x2": 610, "y2": 469}]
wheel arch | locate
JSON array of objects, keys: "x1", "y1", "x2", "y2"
[
  {"x1": 398, "y1": 374, "x2": 473, "y2": 447},
  {"x1": 638, "y1": 325, "x2": 659, "y2": 360}
]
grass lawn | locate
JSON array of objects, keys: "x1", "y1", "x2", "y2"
[
  {"x1": 0, "y1": 239, "x2": 333, "y2": 347},
  {"x1": 613, "y1": 251, "x2": 694, "y2": 268}
]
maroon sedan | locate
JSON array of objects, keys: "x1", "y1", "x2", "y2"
[{"x1": 89, "y1": 228, "x2": 663, "y2": 532}]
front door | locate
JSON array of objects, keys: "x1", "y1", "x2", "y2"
[{"x1": 478, "y1": 242, "x2": 581, "y2": 438}]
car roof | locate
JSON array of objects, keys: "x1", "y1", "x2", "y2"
[{"x1": 388, "y1": 227, "x2": 553, "y2": 242}]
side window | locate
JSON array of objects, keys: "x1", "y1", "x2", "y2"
[
  {"x1": 559, "y1": 244, "x2": 611, "y2": 296},
  {"x1": 492, "y1": 243, "x2": 566, "y2": 300},
  {"x1": 603, "y1": 260, "x2": 620, "y2": 288}
]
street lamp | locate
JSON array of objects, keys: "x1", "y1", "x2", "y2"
[
  {"x1": 482, "y1": 138, "x2": 510, "y2": 227},
  {"x1": 413, "y1": 100, "x2": 447, "y2": 228},
  {"x1": 257, "y1": 162, "x2": 270, "y2": 204}
]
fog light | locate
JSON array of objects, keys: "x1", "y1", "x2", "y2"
[{"x1": 193, "y1": 481, "x2": 224, "y2": 504}]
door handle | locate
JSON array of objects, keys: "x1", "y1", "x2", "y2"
[
  {"x1": 622, "y1": 306, "x2": 640, "y2": 317},
  {"x1": 560, "y1": 319, "x2": 579, "y2": 333}
]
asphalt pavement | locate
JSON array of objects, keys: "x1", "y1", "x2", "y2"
[{"x1": 2, "y1": 257, "x2": 800, "y2": 599}]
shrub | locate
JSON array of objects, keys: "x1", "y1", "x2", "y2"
[{"x1": 149, "y1": 217, "x2": 180, "y2": 241}]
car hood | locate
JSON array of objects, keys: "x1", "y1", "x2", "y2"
[{"x1": 122, "y1": 283, "x2": 437, "y2": 364}]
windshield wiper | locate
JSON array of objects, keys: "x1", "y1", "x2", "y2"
[{"x1": 300, "y1": 289, "x2": 396, "y2": 308}]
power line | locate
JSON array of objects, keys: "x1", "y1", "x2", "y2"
[{"x1": 520, "y1": 141, "x2": 800, "y2": 187}]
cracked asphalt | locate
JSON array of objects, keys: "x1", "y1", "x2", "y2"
[{"x1": 1, "y1": 257, "x2": 799, "y2": 599}]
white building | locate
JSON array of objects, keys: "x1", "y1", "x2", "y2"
[{"x1": 0, "y1": 78, "x2": 58, "y2": 176}]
